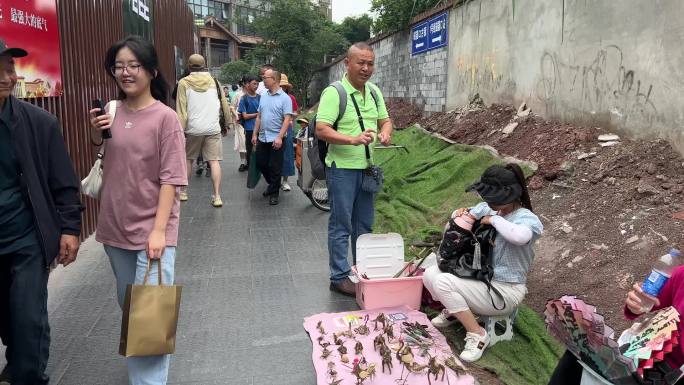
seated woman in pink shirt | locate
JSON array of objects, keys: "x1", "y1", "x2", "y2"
[{"x1": 88, "y1": 36, "x2": 187, "y2": 385}]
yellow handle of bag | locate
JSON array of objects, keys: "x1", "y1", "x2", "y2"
[{"x1": 142, "y1": 258, "x2": 163, "y2": 286}]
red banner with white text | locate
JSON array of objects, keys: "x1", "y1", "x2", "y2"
[{"x1": 1, "y1": 0, "x2": 62, "y2": 98}]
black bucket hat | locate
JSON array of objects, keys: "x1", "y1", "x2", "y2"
[
  {"x1": 466, "y1": 165, "x2": 522, "y2": 205},
  {"x1": 0, "y1": 40, "x2": 27, "y2": 58}
]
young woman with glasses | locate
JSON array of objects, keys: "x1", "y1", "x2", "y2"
[{"x1": 88, "y1": 36, "x2": 187, "y2": 384}]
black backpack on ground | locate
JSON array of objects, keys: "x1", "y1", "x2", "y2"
[
  {"x1": 308, "y1": 81, "x2": 379, "y2": 180},
  {"x1": 437, "y1": 218, "x2": 506, "y2": 310}
]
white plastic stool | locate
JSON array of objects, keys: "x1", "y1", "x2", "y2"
[{"x1": 479, "y1": 307, "x2": 518, "y2": 346}]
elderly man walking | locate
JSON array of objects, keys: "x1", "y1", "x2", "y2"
[
  {"x1": 0, "y1": 40, "x2": 82, "y2": 385},
  {"x1": 316, "y1": 42, "x2": 393, "y2": 296},
  {"x1": 251, "y1": 69, "x2": 293, "y2": 205},
  {"x1": 176, "y1": 54, "x2": 231, "y2": 207}
]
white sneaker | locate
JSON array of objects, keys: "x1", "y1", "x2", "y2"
[
  {"x1": 459, "y1": 328, "x2": 490, "y2": 362},
  {"x1": 281, "y1": 182, "x2": 291, "y2": 191},
  {"x1": 431, "y1": 309, "x2": 458, "y2": 328}
]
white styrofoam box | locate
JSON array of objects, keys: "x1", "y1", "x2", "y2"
[{"x1": 356, "y1": 233, "x2": 405, "y2": 279}]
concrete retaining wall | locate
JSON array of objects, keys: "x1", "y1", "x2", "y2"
[
  {"x1": 314, "y1": 0, "x2": 684, "y2": 152},
  {"x1": 311, "y1": 19, "x2": 449, "y2": 113},
  {"x1": 446, "y1": 0, "x2": 684, "y2": 152}
]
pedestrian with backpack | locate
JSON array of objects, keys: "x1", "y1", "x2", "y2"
[
  {"x1": 175, "y1": 54, "x2": 231, "y2": 207},
  {"x1": 422, "y1": 163, "x2": 543, "y2": 363},
  {"x1": 315, "y1": 42, "x2": 393, "y2": 297}
]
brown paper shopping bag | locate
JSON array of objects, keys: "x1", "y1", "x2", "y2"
[{"x1": 119, "y1": 258, "x2": 182, "y2": 357}]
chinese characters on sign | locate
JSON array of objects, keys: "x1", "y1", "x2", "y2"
[
  {"x1": 1, "y1": 0, "x2": 63, "y2": 98},
  {"x1": 10, "y1": 7, "x2": 48, "y2": 31},
  {"x1": 411, "y1": 12, "x2": 448, "y2": 56},
  {"x1": 124, "y1": 0, "x2": 154, "y2": 42}
]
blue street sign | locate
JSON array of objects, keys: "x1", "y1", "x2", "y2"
[
  {"x1": 427, "y1": 13, "x2": 448, "y2": 50},
  {"x1": 411, "y1": 21, "x2": 429, "y2": 56},
  {"x1": 412, "y1": 12, "x2": 448, "y2": 56}
]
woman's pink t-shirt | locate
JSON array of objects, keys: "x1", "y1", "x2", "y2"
[{"x1": 96, "y1": 101, "x2": 187, "y2": 250}]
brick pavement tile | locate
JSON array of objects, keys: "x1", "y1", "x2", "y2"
[
  {"x1": 285, "y1": 240, "x2": 326, "y2": 254},
  {"x1": 87, "y1": 311, "x2": 122, "y2": 339},
  {"x1": 176, "y1": 326, "x2": 256, "y2": 352},
  {"x1": 169, "y1": 380, "x2": 252, "y2": 385},
  {"x1": 69, "y1": 334, "x2": 120, "y2": 363},
  {"x1": 45, "y1": 335, "x2": 74, "y2": 385},
  {"x1": 50, "y1": 315, "x2": 101, "y2": 339},
  {"x1": 167, "y1": 350, "x2": 253, "y2": 383},
  {"x1": 57, "y1": 358, "x2": 128, "y2": 385},
  {"x1": 48, "y1": 295, "x2": 109, "y2": 320},
  {"x1": 252, "y1": 372, "x2": 316, "y2": 385},
  {"x1": 246, "y1": 339, "x2": 312, "y2": 376}
]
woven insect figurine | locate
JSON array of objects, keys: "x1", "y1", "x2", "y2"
[
  {"x1": 354, "y1": 340, "x2": 364, "y2": 355},
  {"x1": 354, "y1": 314, "x2": 370, "y2": 336},
  {"x1": 373, "y1": 312, "x2": 387, "y2": 331},
  {"x1": 338, "y1": 343, "x2": 349, "y2": 363},
  {"x1": 427, "y1": 355, "x2": 446, "y2": 385},
  {"x1": 317, "y1": 320, "x2": 326, "y2": 335},
  {"x1": 380, "y1": 343, "x2": 393, "y2": 374}
]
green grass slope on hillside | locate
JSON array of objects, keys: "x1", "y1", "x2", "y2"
[{"x1": 373, "y1": 127, "x2": 564, "y2": 385}]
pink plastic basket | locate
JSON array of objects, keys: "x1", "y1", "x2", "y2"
[{"x1": 352, "y1": 266, "x2": 424, "y2": 310}]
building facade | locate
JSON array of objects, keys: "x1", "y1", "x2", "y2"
[
  {"x1": 313, "y1": 0, "x2": 332, "y2": 20},
  {"x1": 185, "y1": 0, "x2": 266, "y2": 72},
  {"x1": 185, "y1": 0, "x2": 331, "y2": 73}
]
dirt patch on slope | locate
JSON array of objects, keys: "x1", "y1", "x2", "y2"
[{"x1": 396, "y1": 98, "x2": 684, "y2": 332}]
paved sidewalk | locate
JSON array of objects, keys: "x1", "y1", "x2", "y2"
[{"x1": 0, "y1": 136, "x2": 358, "y2": 384}]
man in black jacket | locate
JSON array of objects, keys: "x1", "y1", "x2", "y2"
[{"x1": 0, "y1": 41, "x2": 82, "y2": 385}]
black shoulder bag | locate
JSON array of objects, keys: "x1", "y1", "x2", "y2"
[
  {"x1": 349, "y1": 94, "x2": 384, "y2": 193},
  {"x1": 437, "y1": 218, "x2": 506, "y2": 310}
]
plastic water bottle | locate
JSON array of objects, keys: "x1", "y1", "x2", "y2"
[{"x1": 640, "y1": 248, "x2": 682, "y2": 311}]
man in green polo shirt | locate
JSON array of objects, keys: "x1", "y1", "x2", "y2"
[{"x1": 316, "y1": 42, "x2": 394, "y2": 296}]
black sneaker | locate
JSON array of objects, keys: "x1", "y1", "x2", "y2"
[
  {"x1": 238, "y1": 164, "x2": 248, "y2": 172},
  {"x1": 195, "y1": 166, "x2": 204, "y2": 176},
  {"x1": 269, "y1": 196, "x2": 279, "y2": 205}
]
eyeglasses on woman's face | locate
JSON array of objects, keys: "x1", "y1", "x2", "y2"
[{"x1": 110, "y1": 63, "x2": 142, "y2": 76}]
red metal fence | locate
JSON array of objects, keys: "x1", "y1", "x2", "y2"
[{"x1": 26, "y1": 0, "x2": 194, "y2": 239}]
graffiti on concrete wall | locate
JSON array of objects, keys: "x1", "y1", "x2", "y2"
[
  {"x1": 535, "y1": 45, "x2": 659, "y2": 126},
  {"x1": 452, "y1": 55, "x2": 516, "y2": 95}
]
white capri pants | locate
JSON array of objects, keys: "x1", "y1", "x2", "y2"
[{"x1": 423, "y1": 265, "x2": 527, "y2": 315}]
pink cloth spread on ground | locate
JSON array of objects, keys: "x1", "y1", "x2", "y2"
[{"x1": 303, "y1": 306, "x2": 476, "y2": 385}]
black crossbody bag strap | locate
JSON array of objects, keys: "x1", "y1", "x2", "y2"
[{"x1": 349, "y1": 94, "x2": 372, "y2": 166}]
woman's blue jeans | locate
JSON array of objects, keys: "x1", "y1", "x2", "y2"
[{"x1": 104, "y1": 245, "x2": 176, "y2": 385}]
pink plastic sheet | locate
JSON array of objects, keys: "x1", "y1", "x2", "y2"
[{"x1": 303, "y1": 306, "x2": 476, "y2": 385}]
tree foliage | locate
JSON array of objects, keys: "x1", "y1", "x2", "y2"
[
  {"x1": 219, "y1": 60, "x2": 257, "y2": 85},
  {"x1": 371, "y1": 0, "x2": 443, "y2": 34},
  {"x1": 249, "y1": 0, "x2": 347, "y2": 104},
  {"x1": 336, "y1": 14, "x2": 373, "y2": 43}
]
